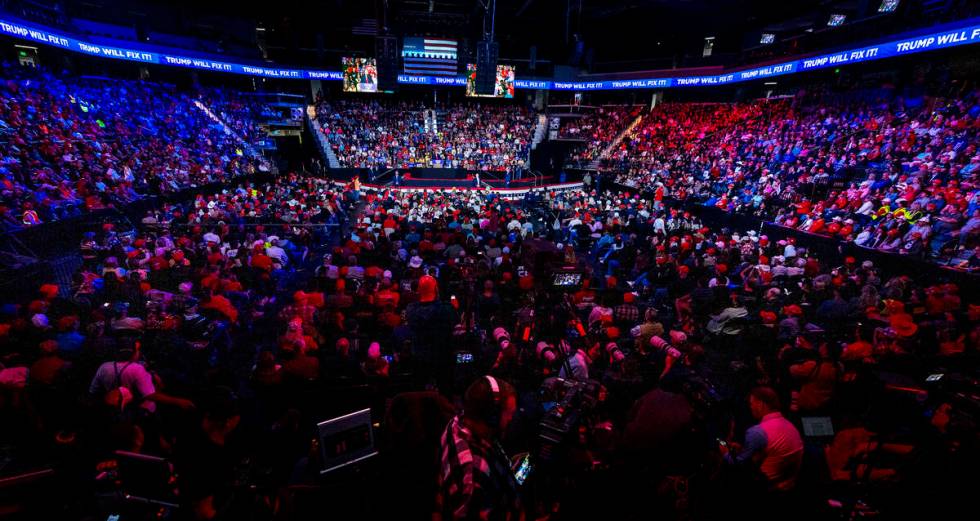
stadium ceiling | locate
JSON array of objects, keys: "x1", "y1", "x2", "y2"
[{"x1": 50, "y1": 0, "x2": 956, "y2": 70}]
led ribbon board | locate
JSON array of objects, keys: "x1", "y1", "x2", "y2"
[{"x1": 1, "y1": 15, "x2": 979, "y2": 90}]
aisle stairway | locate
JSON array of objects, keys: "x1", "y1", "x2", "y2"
[
  {"x1": 307, "y1": 106, "x2": 341, "y2": 168},
  {"x1": 194, "y1": 101, "x2": 278, "y2": 173},
  {"x1": 589, "y1": 112, "x2": 645, "y2": 169},
  {"x1": 323, "y1": 139, "x2": 341, "y2": 169},
  {"x1": 425, "y1": 109, "x2": 439, "y2": 134},
  {"x1": 531, "y1": 113, "x2": 548, "y2": 150},
  {"x1": 193, "y1": 101, "x2": 266, "y2": 166}
]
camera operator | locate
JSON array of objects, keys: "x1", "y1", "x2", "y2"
[
  {"x1": 558, "y1": 339, "x2": 603, "y2": 382},
  {"x1": 435, "y1": 376, "x2": 522, "y2": 521}
]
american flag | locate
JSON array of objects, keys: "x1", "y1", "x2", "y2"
[
  {"x1": 402, "y1": 37, "x2": 458, "y2": 75},
  {"x1": 352, "y1": 18, "x2": 378, "y2": 36}
]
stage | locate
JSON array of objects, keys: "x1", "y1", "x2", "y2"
[
  {"x1": 328, "y1": 167, "x2": 577, "y2": 190},
  {"x1": 340, "y1": 180, "x2": 585, "y2": 198}
]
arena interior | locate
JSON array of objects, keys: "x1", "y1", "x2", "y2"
[{"x1": 0, "y1": 1, "x2": 977, "y2": 519}]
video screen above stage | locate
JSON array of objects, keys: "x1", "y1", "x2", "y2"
[
  {"x1": 465, "y1": 63, "x2": 515, "y2": 98},
  {"x1": 402, "y1": 37, "x2": 458, "y2": 76},
  {"x1": 342, "y1": 57, "x2": 378, "y2": 93}
]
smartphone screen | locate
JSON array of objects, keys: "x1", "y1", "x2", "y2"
[{"x1": 513, "y1": 454, "x2": 532, "y2": 485}]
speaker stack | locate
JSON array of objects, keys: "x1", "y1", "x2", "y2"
[
  {"x1": 475, "y1": 40, "x2": 499, "y2": 95},
  {"x1": 375, "y1": 35, "x2": 399, "y2": 92}
]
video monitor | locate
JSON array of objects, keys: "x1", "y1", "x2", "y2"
[
  {"x1": 465, "y1": 63, "x2": 515, "y2": 98},
  {"x1": 801, "y1": 417, "x2": 835, "y2": 438},
  {"x1": 317, "y1": 408, "x2": 377, "y2": 474},
  {"x1": 342, "y1": 57, "x2": 378, "y2": 93},
  {"x1": 403, "y1": 37, "x2": 458, "y2": 76}
]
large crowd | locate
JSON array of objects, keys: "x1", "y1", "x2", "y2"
[
  {"x1": 573, "y1": 90, "x2": 980, "y2": 265},
  {"x1": 561, "y1": 104, "x2": 643, "y2": 167},
  {"x1": 5, "y1": 61, "x2": 974, "y2": 270},
  {"x1": 0, "y1": 165, "x2": 974, "y2": 519},
  {"x1": 0, "y1": 64, "x2": 266, "y2": 228},
  {"x1": 205, "y1": 88, "x2": 278, "y2": 148},
  {"x1": 0, "y1": 54, "x2": 976, "y2": 520},
  {"x1": 313, "y1": 98, "x2": 533, "y2": 171}
]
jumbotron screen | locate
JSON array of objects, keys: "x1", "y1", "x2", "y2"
[
  {"x1": 465, "y1": 63, "x2": 515, "y2": 98},
  {"x1": 342, "y1": 57, "x2": 378, "y2": 93},
  {"x1": 402, "y1": 37, "x2": 458, "y2": 76}
]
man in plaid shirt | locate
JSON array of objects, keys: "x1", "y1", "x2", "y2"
[
  {"x1": 614, "y1": 291, "x2": 641, "y2": 326},
  {"x1": 435, "y1": 377, "x2": 522, "y2": 520}
]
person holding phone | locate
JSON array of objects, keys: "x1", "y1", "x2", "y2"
[{"x1": 434, "y1": 376, "x2": 521, "y2": 520}]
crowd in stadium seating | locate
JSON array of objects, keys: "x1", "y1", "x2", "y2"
[
  {"x1": 561, "y1": 105, "x2": 643, "y2": 167},
  {"x1": 206, "y1": 89, "x2": 277, "y2": 147},
  {"x1": 0, "y1": 0, "x2": 975, "y2": 514},
  {"x1": 3, "y1": 60, "x2": 972, "y2": 270},
  {"x1": 0, "y1": 168, "x2": 974, "y2": 518},
  {"x1": 0, "y1": 65, "x2": 264, "y2": 228},
  {"x1": 598, "y1": 92, "x2": 979, "y2": 264},
  {"x1": 314, "y1": 98, "x2": 532, "y2": 171}
]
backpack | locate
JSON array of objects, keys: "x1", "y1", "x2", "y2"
[{"x1": 103, "y1": 361, "x2": 135, "y2": 411}]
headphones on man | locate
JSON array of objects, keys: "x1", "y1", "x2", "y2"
[{"x1": 484, "y1": 375, "x2": 502, "y2": 427}]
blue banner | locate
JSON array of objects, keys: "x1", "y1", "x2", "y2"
[
  {"x1": 1, "y1": 15, "x2": 979, "y2": 90},
  {"x1": 799, "y1": 24, "x2": 980, "y2": 71}
]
